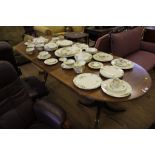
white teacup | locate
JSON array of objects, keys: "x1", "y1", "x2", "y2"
[
  {"x1": 26, "y1": 47, "x2": 34, "y2": 55},
  {"x1": 73, "y1": 60, "x2": 86, "y2": 73},
  {"x1": 64, "y1": 59, "x2": 75, "y2": 66},
  {"x1": 35, "y1": 44, "x2": 44, "y2": 51}
]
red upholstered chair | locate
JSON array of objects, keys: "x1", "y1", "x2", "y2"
[{"x1": 95, "y1": 27, "x2": 155, "y2": 71}]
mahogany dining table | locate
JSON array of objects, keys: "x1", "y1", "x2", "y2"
[{"x1": 14, "y1": 41, "x2": 152, "y2": 128}]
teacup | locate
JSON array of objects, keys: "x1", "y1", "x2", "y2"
[
  {"x1": 64, "y1": 59, "x2": 75, "y2": 66},
  {"x1": 35, "y1": 44, "x2": 44, "y2": 51},
  {"x1": 73, "y1": 60, "x2": 86, "y2": 73},
  {"x1": 26, "y1": 47, "x2": 34, "y2": 55},
  {"x1": 109, "y1": 78, "x2": 126, "y2": 93},
  {"x1": 74, "y1": 53, "x2": 84, "y2": 61}
]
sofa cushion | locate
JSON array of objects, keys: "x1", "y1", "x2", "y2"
[
  {"x1": 126, "y1": 50, "x2": 155, "y2": 71},
  {"x1": 111, "y1": 27, "x2": 144, "y2": 57},
  {"x1": 46, "y1": 26, "x2": 65, "y2": 33}
]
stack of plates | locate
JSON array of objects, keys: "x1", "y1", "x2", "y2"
[
  {"x1": 88, "y1": 61, "x2": 103, "y2": 69},
  {"x1": 93, "y1": 52, "x2": 113, "y2": 62},
  {"x1": 111, "y1": 58, "x2": 134, "y2": 69},
  {"x1": 101, "y1": 78, "x2": 132, "y2": 97},
  {"x1": 73, "y1": 73, "x2": 102, "y2": 90},
  {"x1": 44, "y1": 42, "x2": 58, "y2": 51},
  {"x1": 100, "y1": 66, "x2": 124, "y2": 78}
]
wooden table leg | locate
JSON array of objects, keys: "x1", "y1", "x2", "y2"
[{"x1": 94, "y1": 104, "x2": 102, "y2": 128}]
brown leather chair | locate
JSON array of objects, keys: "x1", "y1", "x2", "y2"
[
  {"x1": 0, "y1": 41, "x2": 49, "y2": 100},
  {"x1": 95, "y1": 27, "x2": 155, "y2": 71},
  {"x1": 0, "y1": 61, "x2": 66, "y2": 129}
]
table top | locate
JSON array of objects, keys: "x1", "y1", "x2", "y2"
[
  {"x1": 14, "y1": 41, "x2": 152, "y2": 103},
  {"x1": 64, "y1": 32, "x2": 88, "y2": 39}
]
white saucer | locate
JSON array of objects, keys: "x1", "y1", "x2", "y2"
[{"x1": 44, "y1": 58, "x2": 58, "y2": 65}]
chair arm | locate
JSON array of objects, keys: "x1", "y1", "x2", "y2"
[
  {"x1": 33, "y1": 26, "x2": 53, "y2": 36},
  {"x1": 140, "y1": 41, "x2": 155, "y2": 54},
  {"x1": 33, "y1": 99, "x2": 66, "y2": 128},
  {"x1": 95, "y1": 34, "x2": 111, "y2": 52}
]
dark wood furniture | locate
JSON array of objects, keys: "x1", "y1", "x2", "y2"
[
  {"x1": 14, "y1": 41, "x2": 152, "y2": 128},
  {"x1": 143, "y1": 26, "x2": 155, "y2": 43},
  {"x1": 64, "y1": 32, "x2": 89, "y2": 44},
  {"x1": 15, "y1": 41, "x2": 152, "y2": 103},
  {"x1": 85, "y1": 26, "x2": 125, "y2": 41}
]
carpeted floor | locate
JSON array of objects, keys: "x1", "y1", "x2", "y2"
[{"x1": 20, "y1": 63, "x2": 155, "y2": 129}]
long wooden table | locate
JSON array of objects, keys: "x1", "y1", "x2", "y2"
[{"x1": 15, "y1": 41, "x2": 152, "y2": 104}]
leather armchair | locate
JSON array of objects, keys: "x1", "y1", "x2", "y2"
[
  {"x1": 0, "y1": 61, "x2": 66, "y2": 129},
  {"x1": 95, "y1": 27, "x2": 155, "y2": 71},
  {"x1": 0, "y1": 41, "x2": 49, "y2": 100}
]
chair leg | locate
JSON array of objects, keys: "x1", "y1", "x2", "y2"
[{"x1": 44, "y1": 72, "x2": 48, "y2": 83}]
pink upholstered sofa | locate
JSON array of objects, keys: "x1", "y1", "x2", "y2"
[{"x1": 95, "y1": 27, "x2": 155, "y2": 71}]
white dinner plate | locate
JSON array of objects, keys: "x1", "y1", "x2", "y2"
[
  {"x1": 101, "y1": 79, "x2": 132, "y2": 98},
  {"x1": 111, "y1": 58, "x2": 134, "y2": 69},
  {"x1": 93, "y1": 52, "x2": 113, "y2": 62},
  {"x1": 73, "y1": 73, "x2": 102, "y2": 90},
  {"x1": 88, "y1": 61, "x2": 103, "y2": 69},
  {"x1": 100, "y1": 66, "x2": 124, "y2": 78},
  {"x1": 44, "y1": 58, "x2": 58, "y2": 65},
  {"x1": 55, "y1": 46, "x2": 82, "y2": 58}
]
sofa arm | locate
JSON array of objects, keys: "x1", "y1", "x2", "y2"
[
  {"x1": 33, "y1": 26, "x2": 53, "y2": 36},
  {"x1": 140, "y1": 41, "x2": 155, "y2": 54},
  {"x1": 33, "y1": 99, "x2": 66, "y2": 128},
  {"x1": 95, "y1": 34, "x2": 111, "y2": 52}
]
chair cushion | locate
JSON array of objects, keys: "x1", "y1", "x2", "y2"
[
  {"x1": 111, "y1": 27, "x2": 144, "y2": 57},
  {"x1": 126, "y1": 50, "x2": 155, "y2": 71}
]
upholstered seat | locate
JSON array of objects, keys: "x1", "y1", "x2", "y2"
[
  {"x1": 127, "y1": 50, "x2": 155, "y2": 71},
  {"x1": 0, "y1": 61, "x2": 66, "y2": 129},
  {"x1": 95, "y1": 27, "x2": 155, "y2": 71}
]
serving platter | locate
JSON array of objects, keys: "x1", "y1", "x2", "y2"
[
  {"x1": 55, "y1": 46, "x2": 82, "y2": 58},
  {"x1": 101, "y1": 78, "x2": 132, "y2": 98},
  {"x1": 73, "y1": 73, "x2": 102, "y2": 90},
  {"x1": 100, "y1": 66, "x2": 124, "y2": 78},
  {"x1": 93, "y1": 52, "x2": 113, "y2": 62},
  {"x1": 56, "y1": 39, "x2": 73, "y2": 47},
  {"x1": 111, "y1": 58, "x2": 134, "y2": 69}
]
